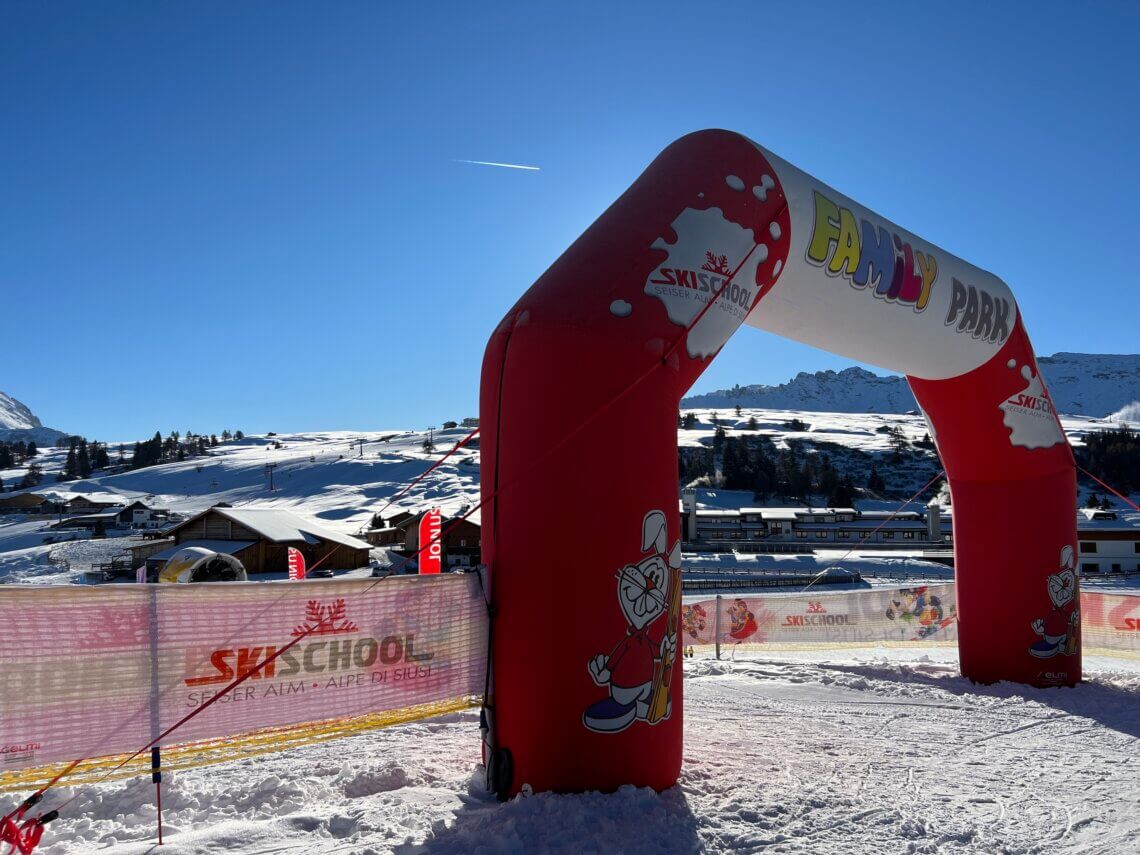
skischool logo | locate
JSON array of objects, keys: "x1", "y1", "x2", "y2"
[{"x1": 184, "y1": 599, "x2": 433, "y2": 687}]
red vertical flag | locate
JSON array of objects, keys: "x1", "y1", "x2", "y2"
[
  {"x1": 419, "y1": 507, "x2": 443, "y2": 575},
  {"x1": 287, "y1": 547, "x2": 307, "y2": 581}
]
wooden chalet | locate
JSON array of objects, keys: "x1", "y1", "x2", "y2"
[{"x1": 157, "y1": 505, "x2": 372, "y2": 575}]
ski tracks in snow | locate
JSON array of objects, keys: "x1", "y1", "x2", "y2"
[{"x1": 683, "y1": 653, "x2": 1140, "y2": 853}]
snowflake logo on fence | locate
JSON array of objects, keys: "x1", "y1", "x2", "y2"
[
  {"x1": 291, "y1": 599, "x2": 359, "y2": 636},
  {"x1": 807, "y1": 601, "x2": 826, "y2": 614},
  {"x1": 700, "y1": 250, "x2": 732, "y2": 276}
]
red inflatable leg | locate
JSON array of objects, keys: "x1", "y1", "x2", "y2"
[{"x1": 479, "y1": 131, "x2": 792, "y2": 796}]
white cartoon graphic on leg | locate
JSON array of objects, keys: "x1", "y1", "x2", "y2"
[
  {"x1": 584, "y1": 510, "x2": 679, "y2": 733},
  {"x1": 1029, "y1": 545, "x2": 1080, "y2": 659}
]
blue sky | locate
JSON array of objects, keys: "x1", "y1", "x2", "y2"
[{"x1": 3, "y1": 2, "x2": 1138, "y2": 442}]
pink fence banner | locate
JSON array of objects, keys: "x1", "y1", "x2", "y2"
[
  {"x1": 0, "y1": 574, "x2": 488, "y2": 771},
  {"x1": 1081, "y1": 591, "x2": 1140, "y2": 654}
]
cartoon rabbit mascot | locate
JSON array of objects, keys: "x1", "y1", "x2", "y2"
[
  {"x1": 1029, "y1": 545, "x2": 1080, "y2": 658},
  {"x1": 584, "y1": 510, "x2": 680, "y2": 733}
]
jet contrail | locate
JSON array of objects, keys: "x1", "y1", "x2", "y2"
[{"x1": 454, "y1": 159, "x2": 541, "y2": 171}]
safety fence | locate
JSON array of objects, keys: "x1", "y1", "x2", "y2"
[
  {"x1": 0, "y1": 573, "x2": 488, "y2": 789},
  {"x1": 680, "y1": 586, "x2": 1140, "y2": 658},
  {"x1": 2, "y1": 578, "x2": 1137, "y2": 792}
]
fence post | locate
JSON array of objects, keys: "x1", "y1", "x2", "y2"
[{"x1": 714, "y1": 594, "x2": 721, "y2": 660}]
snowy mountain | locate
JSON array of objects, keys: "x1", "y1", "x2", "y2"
[
  {"x1": 0, "y1": 390, "x2": 67, "y2": 445},
  {"x1": 683, "y1": 352, "x2": 1140, "y2": 418}
]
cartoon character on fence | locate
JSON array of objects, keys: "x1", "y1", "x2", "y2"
[
  {"x1": 681, "y1": 603, "x2": 707, "y2": 642},
  {"x1": 1029, "y1": 545, "x2": 1080, "y2": 659},
  {"x1": 728, "y1": 598, "x2": 759, "y2": 640},
  {"x1": 886, "y1": 587, "x2": 955, "y2": 640},
  {"x1": 584, "y1": 510, "x2": 679, "y2": 733}
]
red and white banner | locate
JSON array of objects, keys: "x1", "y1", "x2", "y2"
[
  {"x1": 418, "y1": 508, "x2": 442, "y2": 575},
  {"x1": 681, "y1": 584, "x2": 960, "y2": 648},
  {"x1": 286, "y1": 547, "x2": 306, "y2": 581},
  {"x1": 0, "y1": 574, "x2": 488, "y2": 771},
  {"x1": 681, "y1": 586, "x2": 1140, "y2": 655}
]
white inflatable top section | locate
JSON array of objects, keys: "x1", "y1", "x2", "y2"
[{"x1": 744, "y1": 140, "x2": 1016, "y2": 381}]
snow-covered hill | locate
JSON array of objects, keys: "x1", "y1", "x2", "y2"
[
  {"x1": 2, "y1": 406, "x2": 1135, "y2": 585},
  {"x1": 683, "y1": 352, "x2": 1140, "y2": 418},
  {"x1": 0, "y1": 390, "x2": 67, "y2": 445}
]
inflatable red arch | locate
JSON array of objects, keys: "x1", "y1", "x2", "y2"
[{"x1": 478, "y1": 130, "x2": 1078, "y2": 798}]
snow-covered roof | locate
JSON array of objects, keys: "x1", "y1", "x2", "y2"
[
  {"x1": 49, "y1": 509, "x2": 124, "y2": 527},
  {"x1": 1077, "y1": 518, "x2": 1140, "y2": 532},
  {"x1": 66, "y1": 492, "x2": 128, "y2": 505},
  {"x1": 149, "y1": 540, "x2": 256, "y2": 562},
  {"x1": 756, "y1": 509, "x2": 799, "y2": 521},
  {"x1": 176, "y1": 506, "x2": 373, "y2": 551},
  {"x1": 1079, "y1": 508, "x2": 1118, "y2": 521}
]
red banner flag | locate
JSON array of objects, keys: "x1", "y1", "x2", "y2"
[
  {"x1": 287, "y1": 547, "x2": 306, "y2": 581},
  {"x1": 419, "y1": 508, "x2": 443, "y2": 575}
]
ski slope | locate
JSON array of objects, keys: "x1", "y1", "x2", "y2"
[{"x1": 9, "y1": 647, "x2": 1138, "y2": 854}]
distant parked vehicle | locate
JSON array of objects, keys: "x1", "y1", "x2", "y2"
[{"x1": 308, "y1": 567, "x2": 334, "y2": 578}]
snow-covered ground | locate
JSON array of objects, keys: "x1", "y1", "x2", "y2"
[{"x1": 8, "y1": 647, "x2": 1138, "y2": 854}]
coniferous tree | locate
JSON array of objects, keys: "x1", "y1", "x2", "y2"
[
  {"x1": 712, "y1": 425, "x2": 726, "y2": 456},
  {"x1": 62, "y1": 441, "x2": 78, "y2": 480},
  {"x1": 26, "y1": 442, "x2": 37, "y2": 458},
  {"x1": 868, "y1": 465, "x2": 886, "y2": 494},
  {"x1": 19, "y1": 463, "x2": 42, "y2": 489},
  {"x1": 1078, "y1": 426, "x2": 1139, "y2": 494},
  {"x1": 77, "y1": 440, "x2": 92, "y2": 478},
  {"x1": 747, "y1": 416, "x2": 759, "y2": 431},
  {"x1": 681, "y1": 412, "x2": 697, "y2": 430},
  {"x1": 681, "y1": 448, "x2": 714, "y2": 482},
  {"x1": 828, "y1": 474, "x2": 856, "y2": 507}
]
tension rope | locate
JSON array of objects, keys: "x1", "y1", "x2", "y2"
[
  {"x1": 1077, "y1": 464, "x2": 1140, "y2": 513},
  {"x1": 799, "y1": 468, "x2": 946, "y2": 594},
  {"x1": 373, "y1": 427, "x2": 481, "y2": 520},
  {"x1": 4, "y1": 201, "x2": 781, "y2": 847}
]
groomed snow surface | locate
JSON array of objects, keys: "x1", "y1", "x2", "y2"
[{"x1": 12, "y1": 647, "x2": 1139, "y2": 854}]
